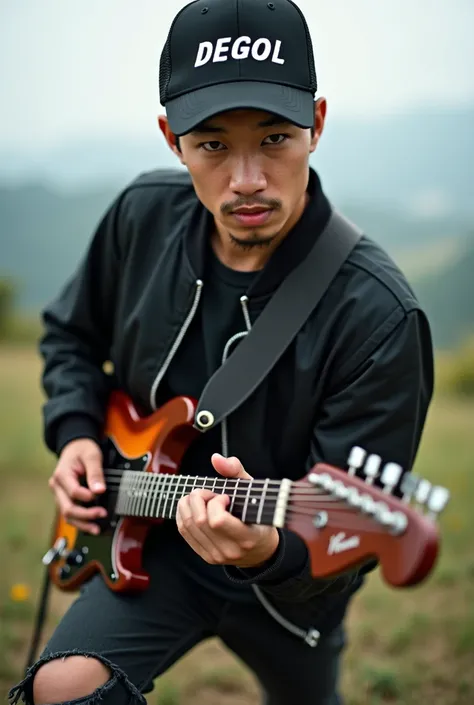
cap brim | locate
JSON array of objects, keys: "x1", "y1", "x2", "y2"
[{"x1": 165, "y1": 81, "x2": 315, "y2": 136}]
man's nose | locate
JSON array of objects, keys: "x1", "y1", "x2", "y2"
[{"x1": 229, "y1": 157, "x2": 267, "y2": 196}]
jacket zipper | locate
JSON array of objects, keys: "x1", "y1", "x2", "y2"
[
  {"x1": 149, "y1": 279, "x2": 203, "y2": 410},
  {"x1": 220, "y1": 296, "x2": 252, "y2": 457},
  {"x1": 221, "y1": 295, "x2": 321, "y2": 648}
]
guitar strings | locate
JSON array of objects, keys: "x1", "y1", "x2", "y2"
[
  {"x1": 99, "y1": 486, "x2": 391, "y2": 533},
  {"x1": 99, "y1": 473, "x2": 361, "y2": 498},
  {"x1": 101, "y1": 468, "x2": 348, "y2": 492},
  {"x1": 90, "y1": 470, "x2": 397, "y2": 533},
  {"x1": 101, "y1": 483, "x2": 351, "y2": 503}
]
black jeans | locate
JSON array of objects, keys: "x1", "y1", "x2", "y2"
[{"x1": 10, "y1": 533, "x2": 346, "y2": 705}]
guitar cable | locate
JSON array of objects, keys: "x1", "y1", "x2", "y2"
[{"x1": 24, "y1": 562, "x2": 51, "y2": 672}]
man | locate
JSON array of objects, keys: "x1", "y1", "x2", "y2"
[{"x1": 9, "y1": 1, "x2": 434, "y2": 704}]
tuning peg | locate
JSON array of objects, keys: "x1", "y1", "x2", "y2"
[
  {"x1": 363, "y1": 454, "x2": 382, "y2": 484},
  {"x1": 380, "y1": 462, "x2": 403, "y2": 494},
  {"x1": 387, "y1": 510, "x2": 409, "y2": 535},
  {"x1": 359, "y1": 494, "x2": 377, "y2": 514},
  {"x1": 414, "y1": 478, "x2": 432, "y2": 505},
  {"x1": 400, "y1": 472, "x2": 420, "y2": 503},
  {"x1": 347, "y1": 446, "x2": 367, "y2": 476},
  {"x1": 373, "y1": 501, "x2": 393, "y2": 525},
  {"x1": 426, "y1": 485, "x2": 450, "y2": 518}
]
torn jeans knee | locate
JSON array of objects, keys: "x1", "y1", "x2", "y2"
[{"x1": 8, "y1": 649, "x2": 147, "y2": 705}]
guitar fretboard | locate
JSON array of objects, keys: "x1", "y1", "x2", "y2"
[{"x1": 112, "y1": 471, "x2": 290, "y2": 527}]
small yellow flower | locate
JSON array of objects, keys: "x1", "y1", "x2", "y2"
[{"x1": 10, "y1": 583, "x2": 30, "y2": 602}]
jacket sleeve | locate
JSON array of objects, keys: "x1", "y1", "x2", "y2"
[
  {"x1": 39, "y1": 191, "x2": 126, "y2": 455},
  {"x1": 224, "y1": 306, "x2": 434, "y2": 603}
]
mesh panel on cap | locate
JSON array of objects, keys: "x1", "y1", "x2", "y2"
[
  {"x1": 159, "y1": 0, "x2": 201, "y2": 104},
  {"x1": 287, "y1": 0, "x2": 317, "y2": 92},
  {"x1": 159, "y1": 34, "x2": 172, "y2": 104}
]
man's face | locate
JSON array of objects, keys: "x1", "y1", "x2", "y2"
[{"x1": 160, "y1": 104, "x2": 325, "y2": 250}]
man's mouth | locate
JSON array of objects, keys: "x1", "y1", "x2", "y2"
[{"x1": 231, "y1": 206, "x2": 273, "y2": 227}]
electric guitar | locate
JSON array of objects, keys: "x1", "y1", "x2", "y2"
[{"x1": 42, "y1": 390, "x2": 450, "y2": 592}]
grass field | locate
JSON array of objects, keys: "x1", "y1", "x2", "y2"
[{"x1": 1, "y1": 346, "x2": 473, "y2": 705}]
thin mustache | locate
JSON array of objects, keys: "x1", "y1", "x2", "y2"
[{"x1": 221, "y1": 197, "x2": 282, "y2": 215}]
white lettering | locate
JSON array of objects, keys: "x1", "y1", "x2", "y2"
[
  {"x1": 194, "y1": 36, "x2": 285, "y2": 68},
  {"x1": 213, "y1": 37, "x2": 231, "y2": 62},
  {"x1": 194, "y1": 41, "x2": 213, "y2": 67},
  {"x1": 251, "y1": 38, "x2": 272, "y2": 61},
  {"x1": 272, "y1": 39, "x2": 285, "y2": 65},
  {"x1": 327, "y1": 532, "x2": 360, "y2": 555},
  {"x1": 231, "y1": 35, "x2": 251, "y2": 60}
]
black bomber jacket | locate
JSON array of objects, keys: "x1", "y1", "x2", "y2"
[{"x1": 39, "y1": 167, "x2": 434, "y2": 645}]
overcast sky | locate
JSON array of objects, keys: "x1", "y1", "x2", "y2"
[{"x1": 1, "y1": 0, "x2": 473, "y2": 150}]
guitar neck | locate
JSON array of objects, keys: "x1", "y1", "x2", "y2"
[{"x1": 113, "y1": 471, "x2": 291, "y2": 528}]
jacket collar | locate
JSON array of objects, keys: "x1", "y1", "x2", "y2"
[{"x1": 184, "y1": 167, "x2": 332, "y2": 301}]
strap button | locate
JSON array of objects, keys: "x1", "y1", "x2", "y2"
[{"x1": 196, "y1": 410, "x2": 215, "y2": 429}]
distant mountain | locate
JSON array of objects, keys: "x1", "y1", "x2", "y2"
[
  {"x1": 1, "y1": 105, "x2": 473, "y2": 217},
  {"x1": 315, "y1": 106, "x2": 474, "y2": 218},
  {"x1": 1, "y1": 104, "x2": 473, "y2": 348},
  {"x1": 1, "y1": 179, "x2": 473, "y2": 349}
]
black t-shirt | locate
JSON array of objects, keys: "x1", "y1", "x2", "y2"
[{"x1": 154, "y1": 244, "x2": 260, "y2": 601}]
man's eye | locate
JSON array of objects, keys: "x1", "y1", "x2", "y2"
[
  {"x1": 201, "y1": 141, "x2": 226, "y2": 152},
  {"x1": 262, "y1": 133, "x2": 289, "y2": 145}
]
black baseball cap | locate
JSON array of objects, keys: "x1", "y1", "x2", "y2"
[{"x1": 159, "y1": 0, "x2": 317, "y2": 136}]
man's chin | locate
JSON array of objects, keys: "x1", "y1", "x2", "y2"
[{"x1": 228, "y1": 230, "x2": 278, "y2": 249}]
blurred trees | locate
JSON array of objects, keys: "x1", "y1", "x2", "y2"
[{"x1": 0, "y1": 278, "x2": 15, "y2": 340}]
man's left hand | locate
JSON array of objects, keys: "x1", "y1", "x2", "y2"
[{"x1": 176, "y1": 453, "x2": 280, "y2": 569}]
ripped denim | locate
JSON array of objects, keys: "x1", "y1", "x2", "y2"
[{"x1": 8, "y1": 650, "x2": 146, "y2": 705}]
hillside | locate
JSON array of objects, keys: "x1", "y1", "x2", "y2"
[
  {"x1": 1, "y1": 180, "x2": 473, "y2": 350},
  {"x1": 1, "y1": 106, "x2": 474, "y2": 217},
  {"x1": 412, "y1": 237, "x2": 474, "y2": 349},
  {"x1": 1, "y1": 182, "x2": 116, "y2": 310}
]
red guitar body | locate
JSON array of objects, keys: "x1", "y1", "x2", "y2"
[{"x1": 49, "y1": 390, "x2": 200, "y2": 592}]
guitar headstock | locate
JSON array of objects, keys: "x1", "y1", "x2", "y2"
[{"x1": 287, "y1": 447, "x2": 450, "y2": 588}]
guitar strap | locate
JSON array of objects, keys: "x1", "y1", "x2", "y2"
[{"x1": 194, "y1": 209, "x2": 363, "y2": 430}]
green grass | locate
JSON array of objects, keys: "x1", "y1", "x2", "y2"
[{"x1": 1, "y1": 345, "x2": 473, "y2": 704}]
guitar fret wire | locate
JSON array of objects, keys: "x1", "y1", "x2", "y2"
[
  {"x1": 160, "y1": 475, "x2": 169, "y2": 518},
  {"x1": 241, "y1": 481, "x2": 252, "y2": 523},
  {"x1": 230, "y1": 478, "x2": 240, "y2": 512},
  {"x1": 156, "y1": 474, "x2": 169, "y2": 518},
  {"x1": 257, "y1": 478, "x2": 269, "y2": 525},
  {"x1": 144, "y1": 472, "x2": 155, "y2": 518},
  {"x1": 141, "y1": 473, "x2": 151, "y2": 516},
  {"x1": 170, "y1": 474, "x2": 183, "y2": 519},
  {"x1": 151, "y1": 473, "x2": 161, "y2": 518}
]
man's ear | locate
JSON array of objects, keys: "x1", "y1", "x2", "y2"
[
  {"x1": 158, "y1": 115, "x2": 185, "y2": 164},
  {"x1": 310, "y1": 97, "x2": 327, "y2": 154}
]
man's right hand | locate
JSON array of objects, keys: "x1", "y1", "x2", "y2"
[{"x1": 49, "y1": 438, "x2": 108, "y2": 534}]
